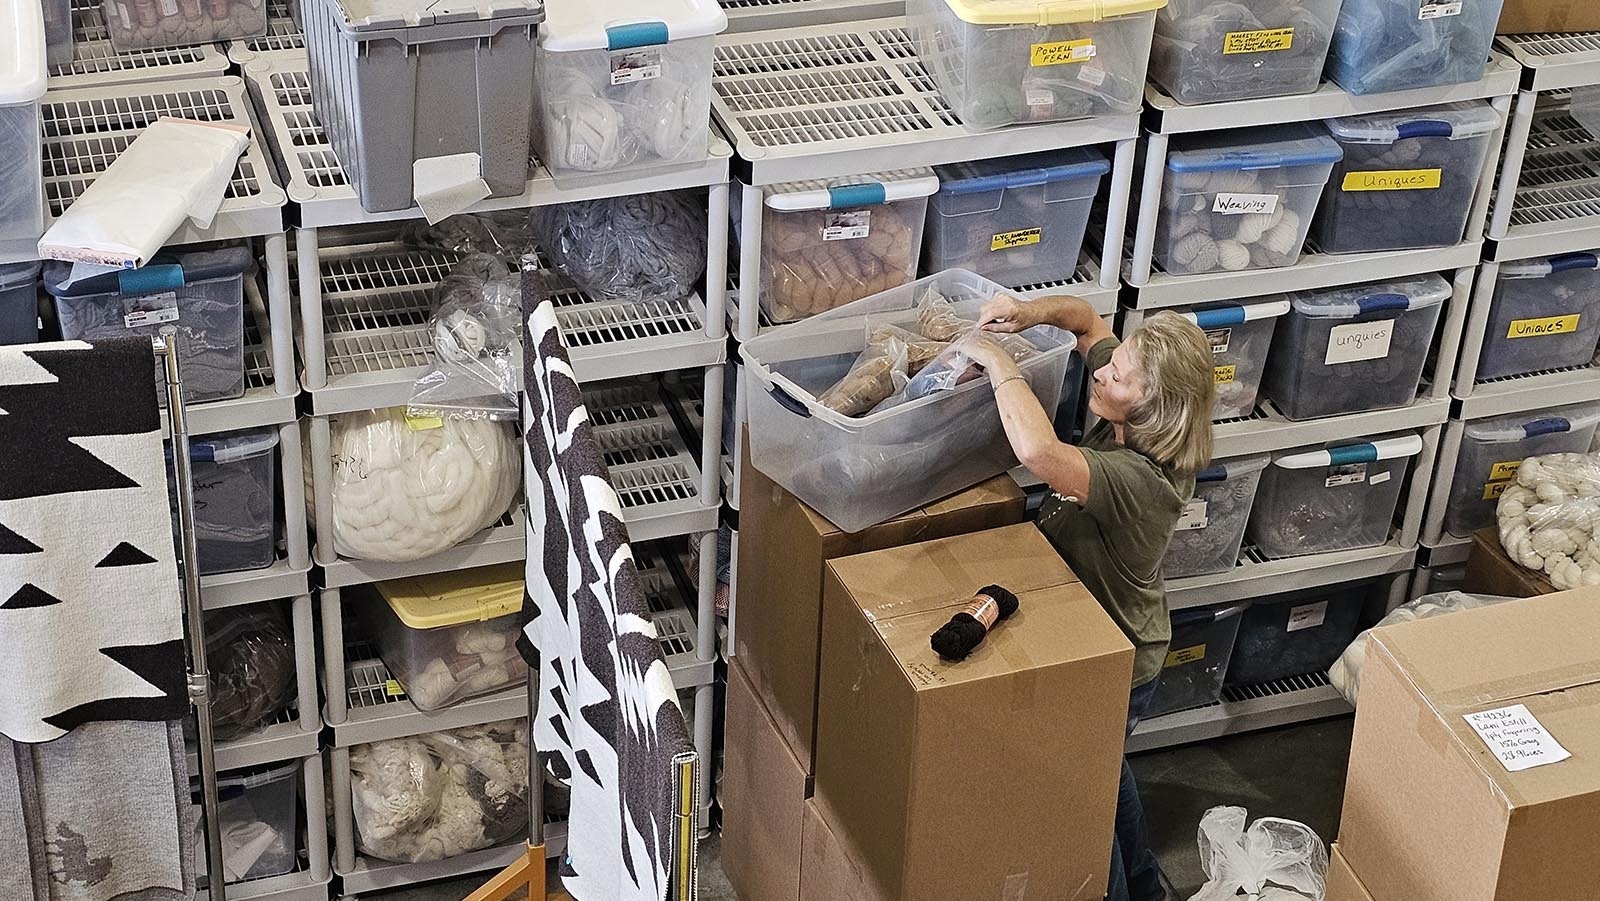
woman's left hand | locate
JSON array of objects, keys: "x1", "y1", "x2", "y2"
[{"x1": 963, "y1": 334, "x2": 1022, "y2": 384}]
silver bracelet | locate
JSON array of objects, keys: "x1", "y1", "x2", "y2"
[{"x1": 993, "y1": 374, "x2": 1027, "y2": 391}]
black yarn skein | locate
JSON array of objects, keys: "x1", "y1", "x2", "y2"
[{"x1": 930, "y1": 585, "x2": 1020, "y2": 662}]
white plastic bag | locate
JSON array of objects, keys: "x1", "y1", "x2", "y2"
[
  {"x1": 1496, "y1": 451, "x2": 1600, "y2": 589},
  {"x1": 1188, "y1": 807, "x2": 1328, "y2": 901},
  {"x1": 407, "y1": 254, "x2": 523, "y2": 422},
  {"x1": 1329, "y1": 590, "x2": 1519, "y2": 705}
]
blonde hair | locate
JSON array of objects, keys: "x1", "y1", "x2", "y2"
[{"x1": 1120, "y1": 311, "x2": 1215, "y2": 473}]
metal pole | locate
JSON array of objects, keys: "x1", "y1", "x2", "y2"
[{"x1": 527, "y1": 671, "x2": 545, "y2": 844}]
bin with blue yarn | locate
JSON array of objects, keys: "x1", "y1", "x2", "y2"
[
  {"x1": 0, "y1": 261, "x2": 39, "y2": 345},
  {"x1": 1248, "y1": 435, "x2": 1423, "y2": 558},
  {"x1": 1325, "y1": 0, "x2": 1503, "y2": 96},
  {"x1": 1262, "y1": 275, "x2": 1448, "y2": 421},
  {"x1": 1477, "y1": 253, "x2": 1600, "y2": 381},
  {"x1": 1179, "y1": 299, "x2": 1290, "y2": 421},
  {"x1": 44, "y1": 247, "x2": 251, "y2": 405},
  {"x1": 925, "y1": 149, "x2": 1109, "y2": 288},
  {"x1": 1147, "y1": 602, "x2": 1248, "y2": 717},
  {"x1": 1444, "y1": 405, "x2": 1600, "y2": 538},
  {"x1": 1164, "y1": 453, "x2": 1270, "y2": 579},
  {"x1": 1224, "y1": 584, "x2": 1365, "y2": 686},
  {"x1": 168, "y1": 429, "x2": 281, "y2": 575}
]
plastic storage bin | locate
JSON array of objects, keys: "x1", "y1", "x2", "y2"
[
  {"x1": 908, "y1": 0, "x2": 1164, "y2": 130},
  {"x1": 1164, "y1": 453, "x2": 1270, "y2": 579},
  {"x1": 45, "y1": 247, "x2": 251, "y2": 405},
  {"x1": 0, "y1": 261, "x2": 39, "y2": 345},
  {"x1": 533, "y1": 0, "x2": 725, "y2": 183},
  {"x1": 1225, "y1": 585, "x2": 1364, "y2": 685},
  {"x1": 1444, "y1": 404, "x2": 1600, "y2": 538},
  {"x1": 738, "y1": 169, "x2": 939, "y2": 324},
  {"x1": 171, "y1": 429, "x2": 280, "y2": 576},
  {"x1": 1262, "y1": 274, "x2": 1448, "y2": 421},
  {"x1": 302, "y1": 0, "x2": 542, "y2": 214},
  {"x1": 1248, "y1": 435, "x2": 1423, "y2": 558},
  {"x1": 1326, "y1": 0, "x2": 1504, "y2": 96},
  {"x1": 1155, "y1": 125, "x2": 1342, "y2": 276},
  {"x1": 43, "y1": 0, "x2": 73, "y2": 68},
  {"x1": 1149, "y1": 0, "x2": 1343, "y2": 106},
  {"x1": 1478, "y1": 253, "x2": 1600, "y2": 381},
  {"x1": 1180, "y1": 300, "x2": 1290, "y2": 421},
  {"x1": 362, "y1": 563, "x2": 528, "y2": 711},
  {"x1": 1, "y1": 3, "x2": 47, "y2": 250},
  {"x1": 1314, "y1": 102, "x2": 1500, "y2": 253},
  {"x1": 926, "y1": 148, "x2": 1109, "y2": 288},
  {"x1": 1574, "y1": 85, "x2": 1600, "y2": 141},
  {"x1": 103, "y1": 0, "x2": 268, "y2": 51},
  {"x1": 212, "y1": 761, "x2": 299, "y2": 882},
  {"x1": 1147, "y1": 603, "x2": 1247, "y2": 717},
  {"x1": 741, "y1": 269, "x2": 1077, "y2": 533}
]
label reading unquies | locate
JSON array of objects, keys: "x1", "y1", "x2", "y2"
[
  {"x1": 1508, "y1": 314, "x2": 1581, "y2": 339},
  {"x1": 1206, "y1": 328, "x2": 1232, "y2": 355},
  {"x1": 610, "y1": 48, "x2": 663, "y2": 85},
  {"x1": 123, "y1": 292, "x2": 180, "y2": 329},
  {"x1": 1326, "y1": 463, "x2": 1368, "y2": 488},
  {"x1": 1165, "y1": 644, "x2": 1207, "y2": 668},
  {"x1": 1325, "y1": 320, "x2": 1395, "y2": 365},
  {"x1": 1175, "y1": 498, "x2": 1209, "y2": 531},
  {"x1": 1213, "y1": 193, "x2": 1280, "y2": 216},
  {"x1": 1214, "y1": 365, "x2": 1237, "y2": 384},
  {"x1": 1465, "y1": 703, "x2": 1572, "y2": 772},
  {"x1": 1031, "y1": 39, "x2": 1096, "y2": 67},
  {"x1": 1342, "y1": 169, "x2": 1444, "y2": 192},
  {"x1": 1223, "y1": 27, "x2": 1295, "y2": 54},
  {"x1": 822, "y1": 211, "x2": 870, "y2": 241},
  {"x1": 991, "y1": 227, "x2": 1042, "y2": 251},
  {"x1": 1419, "y1": 0, "x2": 1464, "y2": 20},
  {"x1": 1286, "y1": 601, "x2": 1329, "y2": 633}
]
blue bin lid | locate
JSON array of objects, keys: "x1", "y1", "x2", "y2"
[
  {"x1": 165, "y1": 428, "x2": 279, "y2": 465},
  {"x1": 936, "y1": 148, "x2": 1110, "y2": 196},
  {"x1": 43, "y1": 247, "x2": 252, "y2": 299},
  {"x1": 1167, "y1": 125, "x2": 1343, "y2": 174}
]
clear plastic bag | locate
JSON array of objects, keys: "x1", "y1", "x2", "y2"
[
  {"x1": 408, "y1": 254, "x2": 523, "y2": 422},
  {"x1": 887, "y1": 293, "x2": 1039, "y2": 406},
  {"x1": 401, "y1": 212, "x2": 536, "y2": 266},
  {"x1": 1188, "y1": 806, "x2": 1328, "y2": 901},
  {"x1": 1329, "y1": 590, "x2": 1519, "y2": 705},
  {"x1": 529, "y1": 191, "x2": 707, "y2": 303},
  {"x1": 205, "y1": 605, "x2": 296, "y2": 741},
  {"x1": 1495, "y1": 452, "x2": 1600, "y2": 591}
]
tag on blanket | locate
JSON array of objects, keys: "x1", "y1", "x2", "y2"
[{"x1": 1465, "y1": 704, "x2": 1572, "y2": 772}]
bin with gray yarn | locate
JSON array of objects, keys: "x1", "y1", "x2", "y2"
[
  {"x1": 0, "y1": 261, "x2": 40, "y2": 345},
  {"x1": 168, "y1": 428, "x2": 280, "y2": 576},
  {"x1": 1247, "y1": 434, "x2": 1422, "y2": 559},
  {"x1": 1149, "y1": 0, "x2": 1343, "y2": 106},
  {"x1": 1325, "y1": 0, "x2": 1503, "y2": 95},
  {"x1": 1443, "y1": 404, "x2": 1600, "y2": 538},
  {"x1": 1147, "y1": 603, "x2": 1248, "y2": 717},
  {"x1": 1164, "y1": 453, "x2": 1270, "y2": 579},
  {"x1": 1178, "y1": 299, "x2": 1289, "y2": 421},
  {"x1": 1477, "y1": 253, "x2": 1600, "y2": 382},
  {"x1": 1224, "y1": 585, "x2": 1364, "y2": 686}
]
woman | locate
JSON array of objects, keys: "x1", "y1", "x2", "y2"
[{"x1": 966, "y1": 293, "x2": 1215, "y2": 901}]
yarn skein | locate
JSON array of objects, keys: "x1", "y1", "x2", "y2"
[{"x1": 930, "y1": 585, "x2": 1020, "y2": 661}]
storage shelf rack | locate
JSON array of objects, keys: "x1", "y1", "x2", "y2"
[
  {"x1": 1167, "y1": 542, "x2": 1418, "y2": 612},
  {"x1": 1126, "y1": 672, "x2": 1352, "y2": 755},
  {"x1": 46, "y1": 0, "x2": 230, "y2": 90},
  {"x1": 719, "y1": 0, "x2": 905, "y2": 33}
]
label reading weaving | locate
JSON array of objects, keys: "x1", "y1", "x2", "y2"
[
  {"x1": 1214, "y1": 365, "x2": 1237, "y2": 384},
  {"x1": 1483, "y1": 480, "x2": 1511, "y2": 501},
  {"x1": 1490, "y1": 460, "x2": 1522, "y2": 482},
  {"x1": 1325, "y1": 320, "x2": 1395, "y2": 365},
  {"x1": 1508, "y1": 314, "x2": 1581, "y2": 339},
  {"x1": 822, "y1": 211, "x2": 871, "y2": 241},
  {"x1": 1286, "y1": 601, "x2": 1328, "y2": 633},
  {"x1": 1326, "y1": 463, "x2": 1368, "y2": 488},
  {"x1": 1165, "y1": 644, "x2": 1207, "y2": 668},
  {"x1": 1175, "y1": 499, "x2": 1209, "y2": 531},
  {"x1": 1206, "y1": 328, "x2": 1232, "y2": 354},
  {"x1": 1213, "y1": 192, "x2": 1280, "y2": 216},
  {"x1": 1223, "y1": 27, "x2": 1295, "y2": 54},
  {"x1": 991, "y1": 228, "x2": 1042, "y2": 251},
  {"x1": 123, "y1": 292, "x2": 179, "y2": 329},
  {"x1": 1465, "y1": 704, "x2": 1572, "y2": 772},
  {"x1": 1030, "y1": 39, "x2": 1096, "y2": 67},
  {"x1": 1342, "y1": 169, "x2": 1443, "y2": 192},
  {"x1": 1419, "y1": 0, "x2": 1464, "y2": 19},
  {"x1": 610, "y1": 49, "x2": 662, "y2": 85}
]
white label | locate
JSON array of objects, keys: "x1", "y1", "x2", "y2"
[
  {"x1": 1464, "y1": 704, "x2": 1572, "y2": 773},
  {"x1": 1025, "y1": 88, "x2": 1054, "y2": 108},
  {"x1": 1370, "y1": 470, "x2": 1393, "y2": 486},
  {"x1": 1078, "y1": 65, "x2": 1108, "y2": 87},
  {"x1": 123, "y1": 292, "x2": 180, "y2": 329},
  {"x1": 822, "y1": 211, "x2": 871, "y2": 241},
  {"x1": 159, "y1": 0, "x2": 178, "y2": 15},
  {"x1": 1325, "y1": 463, "x2": 1368, "y2": 488},
  {"x1": 610, "y1": 49, "x2": 663, "y2": 86},
  {"x1": 1420, "y1": 1, "x2": 1463, "y2": 20},
  {"x1": 1175, "y1": 499, "x2": 1209, "y2": 531},
  {"x1": 1213, "y1": 192, "x2": 1280, "y2": 216},
  {"x1": 115, "y1": 0, "x2": 131, "y2": 31},
  {"x1": 1286, "y1": 601, "x2": 1328, "y2": 633},
  {"x1": 1206, "y1": 328, "x2": 1231, "y2": 355},
  {"x1": 1325, "y1": 320, "x2": 1396, "y2": 365}
]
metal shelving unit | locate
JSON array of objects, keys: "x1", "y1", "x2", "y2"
[
  {"x1": 46, "y1": 0, "x2": 230, "y2": 90},
  {"x1": 1126, "y1": 673, "x2": 1352, "y2": 754},
  {"x1": 720, "y1": 0, "x2": 905, "y2": 32}
]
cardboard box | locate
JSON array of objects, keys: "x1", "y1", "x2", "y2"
[
  {"x1": 1338, "y1": 589, "x2": 1600, "y2": 901},
  {"x1": 799, "y1": 799, "x2": 882, "y2": 901},
  {"x1": 721, "y1": 660, "x2": 810, "y2": 901},
  {"x1": 1326, "y1": 845, "x2": 1377, "y2": 901},
  {"x1": 1498, "y1": 0, "x2": 1600, "y2": 34},
  {"x1": 1463, "y1": 528, "x2": 1556, "y2": 598},
  {"x1": 734, "y1": 432, "x2": 1026, "y2": 772},
  {"x1": 812, "y1": 524, "x2": 1134, "y2": 900}
]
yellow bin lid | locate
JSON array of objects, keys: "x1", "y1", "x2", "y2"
[
  {"x1": 940, "y1": 0, "x2": 1167, "y2": 25},
  {"x1": 376, "y1": 563, "x2": 525, "y2": 629}
]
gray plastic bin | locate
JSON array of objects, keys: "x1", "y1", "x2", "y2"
[
  {"x1": 1149, "y1": 0, "x2": 1343, "y2": 106},
  {"x1": 1478, "y1": 253, "x2": 1600, "y2": 381},
  {"x1": 0, "y1": 261, "x2": 40, "y2": 345},
  {"x1": 1225, "y1": 585, "x2": 1364, "y2": 686},
  {"x1": 301, "y1": 0, "x2": 543, "y2": 214},
  {"x1": 1444, "y1": 405, "x2": 1600, "y2": 539},
  {"x1": 1164, "y1": 453, "x2": 1270, "y2": 579},
  {"x1": 1147, "y1": 603, "x2": 1247, "y2": 717},
  {"x1": 170, "y1": 429, "x2": 281, "y2": 575}
]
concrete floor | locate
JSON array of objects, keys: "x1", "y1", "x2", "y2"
[{"x1": 362, "y1": 717, "x2": 1354, "y2": 900}]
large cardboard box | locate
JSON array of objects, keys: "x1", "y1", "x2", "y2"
[
  {"x1": 1463, "y1": 528, "x2": 1556, "y2": 598},
  {"x1": 1338, "y1": 589, "x2": 1600, "y2": 901},
  {"x1": 799, "y1": 799, "x2": 882, "y2": 901},
  {"x1": 721, "y1": 660, "x2": 810, "y2": 901},
  {"x1": 1498, "y1": 0, "x2": 1600, "y2": 34},
  {"x1": 735, "y1": 433, "x2": 1026, "y2": 772},
  {"x1": 812, "y1": 524, "x2": 1134, "y2": 900},
  {"x1": 1326, "y1": 845, "x2": 1377, "y2": 901}
]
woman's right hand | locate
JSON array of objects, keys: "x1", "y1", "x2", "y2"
[{"x1": 979, "y1": 294, "x2": 1039, "y2": 334}]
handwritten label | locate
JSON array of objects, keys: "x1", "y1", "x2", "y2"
[
  {"x1": 1465, "y1": 704, "x2": 1571, "y2": 772},
  {"x1": 405, "y1": 412, "x2": 444, "y2": 431},
  {"x1": 1214, "y1": 365, "x2": 1237, "y2": 384},
  {"x1": 1484, "y1": 480, "x2": 1512, "y2": 501},
  {"x1": 1213, "y1": 192, "x2": 1280, "y2": 216},
  {"x1": 906, "y1": 661, "x2": 949, "y2": 686},
  {"x1": 1175, "y1": 498, "x2": 1209, "y2": 531},
  {"x1": 1326, "y1": 320, "x2": 1395, "y2": 365},
  {"x1": 1370, "y1": 470, "x2": 1392, "y2": 486},
  {"x1": 123, "y1": 292, "x2": 179, "y2": 330},
  {"x1": 1223, "y1": 27, "x2": 1295, "y2": 54},
  {"x1": 610, "y1": 48, "x2": 662, "y2": 85},
  {"x1": 1206, "y1": 328, "x2": 1231, "y2": 355},
  {"x1": 1342, "y1": 169, "x2": 1444, "y2": 192},
  {"x1": 822, "y1": 210, "x2": 870, "y2": 241},
  {"x1": 991, "y1": 227, "x2": 1042, "y2": 251},
  {"x1": 1165, "y1": 644, "x2": 1207, "y2": 667},
  {"x1": 1508, "y1": 313, "x2": 1581, "y2": 339},
  {"x1": 1326, "y1": 463, "x2": 1368, "y2": 488},
  {"x1": 1286, "y1": 601, "x2": 1328, "y2": 633},
  {"x1": 1490, "y1": 460, "x2": 1522, "y2": 482},
  {"x1": 1030, "y1": 39, "x2": 1095, "y2": 67},
  {"x1": 1420, "y1": 0, "x2": 1463, "y2": 19}
]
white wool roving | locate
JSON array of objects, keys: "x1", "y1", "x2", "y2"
[{"x1": 1497, "y1": 451, "x2": 1600, "y2": 590}]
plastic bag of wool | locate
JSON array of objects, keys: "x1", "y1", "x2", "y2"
[
  {"x1": 1328, "y1": 591, "x2": 1519, "y2": 706},
  {"x1": 1187, "y1": 806, "x2": 1328, "y2": 901},
  {"x1": 1496, "y1": 451, "x2": 1600, "y2": 590},
  {"x1": 408, "y1": 253, "x2": 523, "y2": 422}
]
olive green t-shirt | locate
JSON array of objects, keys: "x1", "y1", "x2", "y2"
[{"x1": 1036, "y1": 337, "x2": 1194, "y2": 688}]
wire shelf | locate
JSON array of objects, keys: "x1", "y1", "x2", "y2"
[
  {"x1": 48, "y1": 0, "x2": 230, "y2": 89},
  {"x1": 228, "y1": 0, "x2": 304, "y2": 64}
]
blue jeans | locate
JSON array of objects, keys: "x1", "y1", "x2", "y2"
[{"x1": 1107, "y1": 678, "x2": 1164, "y2": 901}]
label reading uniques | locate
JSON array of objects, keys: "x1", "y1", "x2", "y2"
[
  {"x1": 610, "y1": 48, "x2": 663, "y2": 85},
  {"x1": 1175, "y1": 498, "x2": 1209, "y2": 531},
  {"x1": 822, "y1": 211, "x2": 871, "y2": 241},
  {"x1": 1508, "y1": 314, "x2": 1581, "y2": 339},
  {"x1": 1325, "y1": 320, "x2": 1396, "y2": 365},
  {"x1": 1465, "y1": 704, "x2": 1572, "y2": 772},
  {"x1": 1326, "y1": 463, "x2": 1368, "y2": 488},
  {"x1": 1213, "y1": 192, "x2": 1280, "y2": 216},
  {"x1": 1342, "y1": 169, "x2": 1444, "y2": 192},
  {"x1": 1286, "y1": 601, "x2": 1329, "y2": 633},
  {"x1": 992, "y1": 227, "x2": 1042, "y2": 252},
  {"x1": 123, "y1": 292, "x2": 179, "y2": 330},
  {"x1": 1078, "y1": 65, "x2": 1108, "y2": 87},
  {"x1": 1484, "y1": 480, "x2": 1512, "y2": 501},
  {"x1": 1165, "y1": 644, "x2": 1207, "y2": 668},
  {"x1": 1206, "y1": 328, "x2": 1232, "y2": 355},
  {"x1": 1030, "y1": 38, "x2": 1096, "y2": 67},
  {"x1": 1223, "y1": 27, "x2": 1295, "y2": 54},
  {"x1": 1420, "y1": 0, "x2": 1464, "y2": 20},
  {"x1": 1490, "y1": 460, "x2": 1523, "y2": 482},
  {"x1": 1214, "y1": 365, "x2": 1237, "y2": 384}
]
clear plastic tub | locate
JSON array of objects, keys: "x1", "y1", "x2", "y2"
[
  {"x1": 212, "y1": 761, "x2": 299, "y2": 882},
  {"x1": 908, "y1": 0, "x2": 1164, "y2": 130},
  {"x1": 1164, "y1": 453, "x2": 1271, "y2": 579},
  {"x1": 1147, "y1": 603, "x2": 1248, "y2": 717},
  {"x1": 741, "y1": 269, "x2": 1077, "y2": 533},
  {"x1": 1224, "y1": 585, "x2": 1364, "y2": 685},
  {"x1": 1262, "y1": 274, "x2": 1448, "y2": 421},
  {"x1": 103, "y1": 0, "x2": 269, "y2": 51},
  {"x1": 1325, "y1": 0, "x2": 1504, "y2": 96},
  {"x1": 736, "y1": 169, "x2": 939, "y2": 324},
  {"x1": 1155, "y1": 125, "x2": 1342, "y2": 276},
  {"x1": 1149, "y1": 0, "x2": 1344, "y2": 106},
  {"x1": 1248, "y1": 435, "x2": 1423, "y2": 558},
  {"x1": 362, "y1": 563, "x2": 528, "y2": 711},
  {"x1": 171, "y1": 429, "x2": 280, "y2": 576},
  {"x1": 0, "y1": 3, "x2": 47, "y2": 249},
  {"x1": 0, "y1": 260, "x2": 39, "y2": 345},
  {"x1": 1478, "y1": 253, "x2": 1600, "y2": 381},
  {"x1": 1444, "y1": 404, "x2": 1600, "y2": 538},
  {"x1": 1179, "y1": 300, "x2": 1290, "y2": 421},
  {"x1": 44, "y1": 0, "x2": 74, "y2": 68},
  {"x1": 1574, "y1": 85, "x2": 1600, "y2": 143},
  {"x1": 533, "y1": 0, "x2": 725, "y2": 184},
  {"x1": 1314, "y1": 102, "x2": 1500, "y2": 253},
  {"x1": 926, "y1": 148, "x2": 1109, "y2": 288},
  {"x1": 44, "y1": 247, "x2": 251, "y2": 405}
]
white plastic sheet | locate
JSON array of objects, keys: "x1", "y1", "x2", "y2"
[{"x1": 1188, "y1": 806, "x2": 1328, "y2": 901}]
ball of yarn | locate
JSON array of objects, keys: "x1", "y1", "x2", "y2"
[
  {"x1": 530, "y1": 191, "x2": 708, "y2": 303},
  {"x1": 1261, "y1": 212, "x2": 1302, "y2": 257},
  {"x1": 930, "y1": 585, "x2": 1020, "y2": 662},
  {"x1": 642, "y1": 77, "x2": 702, "y2": 163},
  {"x1": 1206, "y1": 170, "x2": 1261, "y2": 194},
  {"x1": 546, "y1": 95, "x2": 624, "y2": 172},
  {"x1": 1171, "y1": 213, "x2": 1204, "y2": 241},
  {"x1": 1172, "y1": 170, "x2": 1212, "y2": 191},
  {"x1": 1233, "y1": 210, "x2": 1278, "y2": 245},
  {"x1": 1216, "y1": 239, "x2": 1251, "y2": 271},
  {"x1": 1174, "y1": 232, "x2": 1221, "y2": 273}
]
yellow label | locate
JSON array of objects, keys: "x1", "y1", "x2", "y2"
[
  {"x1": 1507, "y1": 314, "x2": 1581, "y2": 339},
  {"x1": 405, "y1": 411, "x2": 445, "y2": 431},
  {"x1": 1223, "y1": 27, "x2": 1294, "y2": 54},
  {"x1": 991, "y1": 227, "x2": 1042, "y2": 251},
  {"x1": 1030, "y1": 38, "x2": 1095, "y2": 67},
  {"x1": 384, "y1": 679, "x2": 406, "y2": 697},
  {"x1": 1341, "y1": 169, "x2": 1444, "y2": 192},
  {"x1": 1214, "y1": 364, "x2": 1237, "y2": 384},
  {"x1": 1489, "y1": 461, "x2": 1522, "y2": 482},
  {"x1": 1166, "y1": 644, "x2": 1207, "y2": 668},
  {"x1": 1484, "y1": 481, "x2": 1512, "y2": 502}
]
